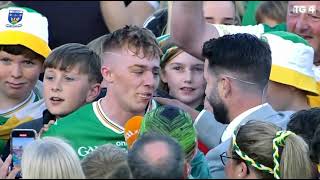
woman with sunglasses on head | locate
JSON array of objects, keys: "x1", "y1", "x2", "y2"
[{"x1": 221, "y1": 121, "x2": 317, "y2": 179}]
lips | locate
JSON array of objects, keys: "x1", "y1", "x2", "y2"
[
  {"x1": 6, "y1": 82, "x2": 25, "y2": 89},
  {"x1": 49, "y1": 97, "x2": 64, "y2": 105},
  {"x1": 180, "y1": 87, "x2": 195, "y2": 92},
  {"x1": 137, "y1": 93, "x2": 152, "y2": 100}
]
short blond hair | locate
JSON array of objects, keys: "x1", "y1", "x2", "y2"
[{"x1": 21, "y1": 137, "x2": 85, "y2": 179}]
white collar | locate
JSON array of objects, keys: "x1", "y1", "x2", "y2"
[{"x1": 220, "y1": 103, "x2": 268, "y2": 142}]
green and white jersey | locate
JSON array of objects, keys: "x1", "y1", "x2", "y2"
[
  {"x1": 43, "y1": 98, "x2": 158, "y2": 158},
  {"x1": 43, "y1": 99, "x2": 127, "y2": 158},
  {"x1": 0, "y1": 80, "x2": 45, "y2": 153}
]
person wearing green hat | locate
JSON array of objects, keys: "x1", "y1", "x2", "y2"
[
  {"x1": 139, "y1": 105, "x2": 212, "y2": 179},
  {"x1": 0, "y1": 6, "x2": 51, "y2": 154}
]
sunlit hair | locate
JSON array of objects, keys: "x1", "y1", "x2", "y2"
[
  {"x1": 231, "y1": 121, "x2": 316, "y2": 179},
  {"x1": 256, "y1": 1, "x2": 288, "y2": 24},
  {"x1": 102, "y1": 25, "x2": 162, "y2": 60},
  {"x1": 44, "y1": 43, "x2": 103, "y2": 83},
  {"x1": 21, "y1": 137, "x2": 85, "y2": 179}
]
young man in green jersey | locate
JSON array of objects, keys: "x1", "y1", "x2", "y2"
[
  {"x1": 0, "y1": 6, "x2": 51, "y2": 154},
  {"x1": 43, "y1": 25, "x2": 162, "y2": 158}
]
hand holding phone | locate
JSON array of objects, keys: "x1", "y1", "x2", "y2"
[
  {"x1": 10, "y1": 129, "x2": 37, "y2": 168},
  {"x1": 0, "y1": 154, "x2": 20, "y2": 179}
]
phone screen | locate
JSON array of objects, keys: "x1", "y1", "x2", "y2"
[{"x1": 11, "y1": 130, "x2": 36, "y2": 167}]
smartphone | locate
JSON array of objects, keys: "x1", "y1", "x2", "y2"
[{"x1": 10, "y1": 129, "x2": 37, "y2": 168}]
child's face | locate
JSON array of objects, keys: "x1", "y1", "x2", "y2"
[
  {"x1": 0, "y1": 51, "x2": 43, "y2": 101},
  {"x1": 43, "y1": 65, "x2": 97, "y2": 117},
  {"x1": 161, "y1": 52, "x2": 206, "y2": 108}
]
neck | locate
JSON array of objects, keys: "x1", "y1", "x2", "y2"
[
  {"x1": 0, "y1": 92, "x2": 31, "y2": 110},
  {"x1": 286, "y1": 91, "x2": 310, "y2": 112},
  {"x1": 228, "y1": 94, "x2": 263, "y2": 122},
  {"x1": 100, "y1": 96, "x2": 145, "y2": 127}
]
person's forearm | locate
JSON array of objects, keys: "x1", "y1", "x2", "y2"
[
  {"x1": 171, "y1": 1, "x2": 219, "y2": 59},
  {"x1": 100, "y1": 1, "x2": 155, "y2": 32}
]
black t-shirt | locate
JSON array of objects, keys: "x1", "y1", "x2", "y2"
[{"x1": 12, "y1": 1, "x2": 110, "y2": 49}]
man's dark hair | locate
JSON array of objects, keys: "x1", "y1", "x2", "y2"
[
  {"x1": 44, "y1": 43, "x2": 103, "y2": 83},
  {"x1": 202, "y1": 33, "x2": 271, "y2": 89},
  {"x1": 128, "y1": 133, "x2": 185, "y2": 179},
  {"x1": 287, "y1": 108, "x2": 320, "y2": 163},
  {"x1": 103, "y1": 25, "x2": 162, "y2": 59}
]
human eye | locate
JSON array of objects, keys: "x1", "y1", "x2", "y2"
[
  {"x1": 44, "y1": 74, "x2": 54, "y2": 81},
  {"x1": 65, "y1": 76, "x2": 75, "y2": 81},
  {"x1": 308, "y1": 11, "x2": 320, "y2": 21},
  {"x1": 0, "y1": 58, "x2": 11, "y2": 65},
  {"x1": 172, "y1": 66, "x2": 183, "y2": 71},
  {"x1": 22, "y1": 60, "x2": 36, "y2": 67},
  {"x1": 131, "y1": 68, "x2": 144, "y2": 75},
  {"x1": 23, "y1": 60, "x2": 34, "y2": 65},
  {"x1": 193, "y1": 67, "x2": 204, "y2": 72}
]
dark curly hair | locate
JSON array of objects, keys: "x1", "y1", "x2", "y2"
[
  {"x1": 287, "y1": 108, "x2": 320, "y2": 147},
  {"x1": 310, "y1": 122, "x2": 320, "y2": 164}
]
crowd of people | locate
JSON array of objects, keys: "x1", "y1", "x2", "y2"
[{"x1": 0, "y1": 1, "x2": 319, "y2": 179}]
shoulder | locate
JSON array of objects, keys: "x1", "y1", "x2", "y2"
[
  {"x1": 58, "y1": 103, "x2": 95, "y2": 123},
  {"x1": 206, "y1": 139, "x2": 230, "y2": 160},
  {"x1": 15, "y1": 118, "x2": 43, "y2": 133}
]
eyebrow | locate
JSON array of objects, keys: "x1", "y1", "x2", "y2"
[
  {"x1": 128, "y1": 64, "x2": 160, "y2": 70},
  {"x1": 205, "y1": 17, "x2": 214, "y2": 20},
  {"x1": 169, "y1": 62, "x2": 203, "y2": 66},
  {"x1": 223, "y1": 17, "x2": 235, "y2": 21},
  {"x1": 168, "y1": 62, "x2": 183, "y2": 66}
]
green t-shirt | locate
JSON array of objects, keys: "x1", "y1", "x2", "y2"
[
  {"x1": 242, "y1": 1, "x2": 261, "y2": 26},
  {"x1": 42, "y1": 100, "x2": 127, "y2": 159}
]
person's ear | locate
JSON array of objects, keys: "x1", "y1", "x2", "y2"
[
  {"x1": 235, "y1": 161, "x2": 249, "y2": 178},
  {"x1": 86, "y1": 83, "x2": 101, "y2": 103},
  {"x1": 101, "y1": 65, "x2": 113, "y2": 83},
  {"x1": 219, "y1": 77, "x2": 231, "y2": 98}
]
